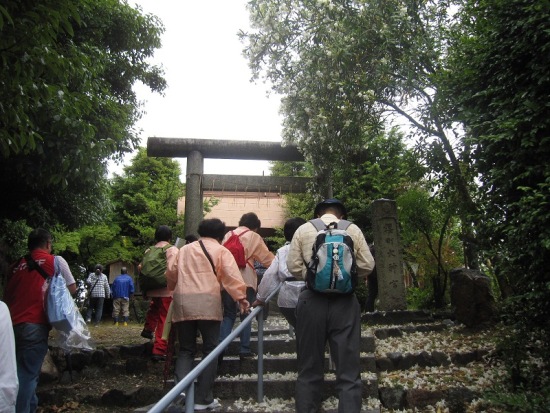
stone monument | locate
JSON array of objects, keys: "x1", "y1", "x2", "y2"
[{"x1": 372, "y1": 199, "x2": 407, "y2": 311}]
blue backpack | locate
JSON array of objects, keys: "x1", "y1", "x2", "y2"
[{"x1": 306, "y1": 219, "x2": 358, "y2": 294}]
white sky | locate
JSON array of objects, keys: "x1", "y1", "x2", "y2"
[{"x1": 108, "y1": 0, "x2": 283, "y2": 180}]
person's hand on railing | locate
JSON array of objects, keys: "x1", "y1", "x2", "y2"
[
  {"x1": 251, "y1": 299, "x2": 265, "y2": 308},
  {"x1": 238, "y1": 298, "x2": 251, "y2": 314}
]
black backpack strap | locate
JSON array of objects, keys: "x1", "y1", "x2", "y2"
[
  {"x1": 24, "y1": 254, "x2": 52, "y2": 280},
  {"x1": 199, "y1": 240, "x2": 217, "y2": 276},
  {"x1": 88, "y1": 275, "x2": 101, "y2": 293}
]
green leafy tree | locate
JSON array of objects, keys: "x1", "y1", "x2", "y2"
[
  {"x1": 0, "y1": 219, "x2": 32, "y2": 297},
  {"x1": 447, "y1": 0, "x2": 550, "y2": 292},
  {"x1": 446, "y1": 0, "x2": 550, "y2": 407},
  {"x1": 397, "y1": 187, "x2": 463, "y2": 308},
  {"x1": 0, "y1": 0, "x2": 166, "y2": 229},
  {"x1": 336, "y1": 128, "x2": 426, "y2": 237},
  {"x1": 110, "y1": 147, "x2": 185, "y2": 255},
  {"x1": 241, "y1": 0, "x2": 479, "y2": 266},
  {"x1": 273, "y1": 128, "x2": 425, "y2": 242}
]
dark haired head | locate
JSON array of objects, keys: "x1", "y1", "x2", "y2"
[
  {"x1": 185, "y1": 234, "x2": 198, "y2": 244},
  {"x1": 155, "y1": 225, "x2": 172, "y2": 243},
  {"x1": 283, "y1": 217, "x2": 306, "y2": 242},
  {"x1": 27, "y1": 228, "x2": 52, "y2": 251},
  {"x1": 238, "y1": 212, "x2": 261, "y2": 230},
  {"x1": 121, "y1": 266, "x2": 127, "y2": 274},
  {"x1": 198, "y1": 219, "x2": 226, "y2": 242},
  {"x1": 95, "y1": 264, "x2": 103, "y2": 272}
]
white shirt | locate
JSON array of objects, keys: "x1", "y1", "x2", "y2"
[
  {"x1": 256, "y1": 243, "x2": 305, "y2": 308},
  {"x1": 0, "y1": 301, "x2": 18, "y2": 413}
]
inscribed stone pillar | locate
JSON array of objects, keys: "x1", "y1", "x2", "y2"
[
  {"x1": 184, "y1": 150, "x2": 204, "y2": 237},
  {"x1": 372, "y1": 199, "x2": 407, "y2": 311}
]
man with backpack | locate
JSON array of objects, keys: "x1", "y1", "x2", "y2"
[
  {"x1": 219, "y1": 212, "x2": 274, "y2": 360},
  {"x1": 287, "y1": 199, "x2": 375, "y2": 413},
  {"x1": 138, "y1": 225, "x2": 179, "y2": 362}
]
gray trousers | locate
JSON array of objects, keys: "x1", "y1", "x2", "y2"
[
  {"x1": 174, "y1": 320, "x2": 220, "y2": 405},
  {"x1": 295, "y1": 289, "x2": 362, "y2": 413}
]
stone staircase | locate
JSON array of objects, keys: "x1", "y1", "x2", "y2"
[
  {"x1": 214, "y1": 320, "x2": 378, "y2": 402},
  {"x1": 160, "y1": 309, "x2": 458, "y2": 412},
  {"x1": 37, "y1": 308, "x2": 494, "y2": 412}
]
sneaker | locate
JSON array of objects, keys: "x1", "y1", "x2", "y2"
[
  {"x1": 194, "y1": 399, "x2": 221, "y2": 411},
  {"x1": 239, "y1": 352, "x2": 256, "y2": 361},
  {"x1": 140, "y1": 329, "x2": 154, "y2": 339}
]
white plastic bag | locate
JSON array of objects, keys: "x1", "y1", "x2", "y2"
[{"x1": 46, "y1": 257, "x2": 95, "y2": 351}]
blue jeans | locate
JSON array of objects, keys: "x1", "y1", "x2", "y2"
[
  {"x1": 219, "y1": 287, "x2": 255, "y2": 354},
  {"x1": 86, "y1": 297, "x2": 105, "y2": 324},
  {"x1": 14, "y1": 323, "x2": 50, "y2": 413}
]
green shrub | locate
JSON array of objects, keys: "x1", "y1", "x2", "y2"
[
  {"x1": 355, "y1": 282, "x2": 369, "y2": 312},
  {"x1": 406, "y1": 286, "x2": 434, "y2": 310},
  {"x1": 487, "y1": 281, "x2": 550, "y2": 411}
]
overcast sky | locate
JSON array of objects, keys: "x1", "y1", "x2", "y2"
[{"x1": 108, "y1": 0, "x2": 283, "y2": 179}]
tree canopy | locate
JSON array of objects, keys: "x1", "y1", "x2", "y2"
[
  {"x1": 447, "y1": 0, "x2": 550, "y2": 289},
  {"x1": 110, "y1": 147, "x2": 185, "y2": 253},
  {"x1": 241, "y1": 0, "x2": 479, "y2": 265},
  {"x1": 0, "y1": 0, "x2": 166, "y2": 229}
]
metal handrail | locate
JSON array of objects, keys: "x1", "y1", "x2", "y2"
[{"x1": 147, "y1": 284, "x2": 282, "y2": 413}]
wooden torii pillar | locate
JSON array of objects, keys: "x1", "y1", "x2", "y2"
[{"x1": 147, "y1": 137, "x2": 308, "y2": 237}]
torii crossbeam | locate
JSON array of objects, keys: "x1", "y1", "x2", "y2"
[{"x1": 147, "y1": 137, "x2": 309, "y2": 236}]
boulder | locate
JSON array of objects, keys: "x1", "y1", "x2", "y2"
[{"x1": 450, "y1": 268, "x2": 497, "y2": 328}]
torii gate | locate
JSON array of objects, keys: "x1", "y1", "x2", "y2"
[
  {"x1": 147, "y1": 137, "x2": 407, "y2": 311},
  {"x1": 147, "y1": 137, "x2": 310, "y2": 237}
]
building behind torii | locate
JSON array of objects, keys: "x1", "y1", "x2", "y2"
[{"x1": 177, "y1": 190, "x2": 287, "y2": 238}]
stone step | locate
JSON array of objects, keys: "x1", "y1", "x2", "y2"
[
  {"x1": 223, "y1": 333, "x2": 375, "y2": 355},
  {"x1": 218, "y1": 354, "x2": 377, "y2": 375},
  {"x1": 361, "y1": 310, "x2": 436, "y2": 325},
  {"x1": 136, "y1": 397, "x2": 382, "y2": 413},
  {"x1": 373, "y1": 322, "x2": 450, "y2": 339},
  {"x1": 213, "y1": 372, "x2": 379, "y2": 400}
]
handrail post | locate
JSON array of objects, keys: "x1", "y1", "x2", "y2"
[
  {"x1": 184, "y1": 382, "x2": 195, "y2": 413},
  {"x1": 257, "y1": 310, "x2": 264, "y2": 402}
]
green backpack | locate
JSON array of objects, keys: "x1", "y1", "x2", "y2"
[{"x1": 139, "y1": 244, "x2": 171, "y2": 292}]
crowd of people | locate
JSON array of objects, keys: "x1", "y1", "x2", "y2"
[{"x1": 1, "y1": 199, "x2": 376, "y2": 413}]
